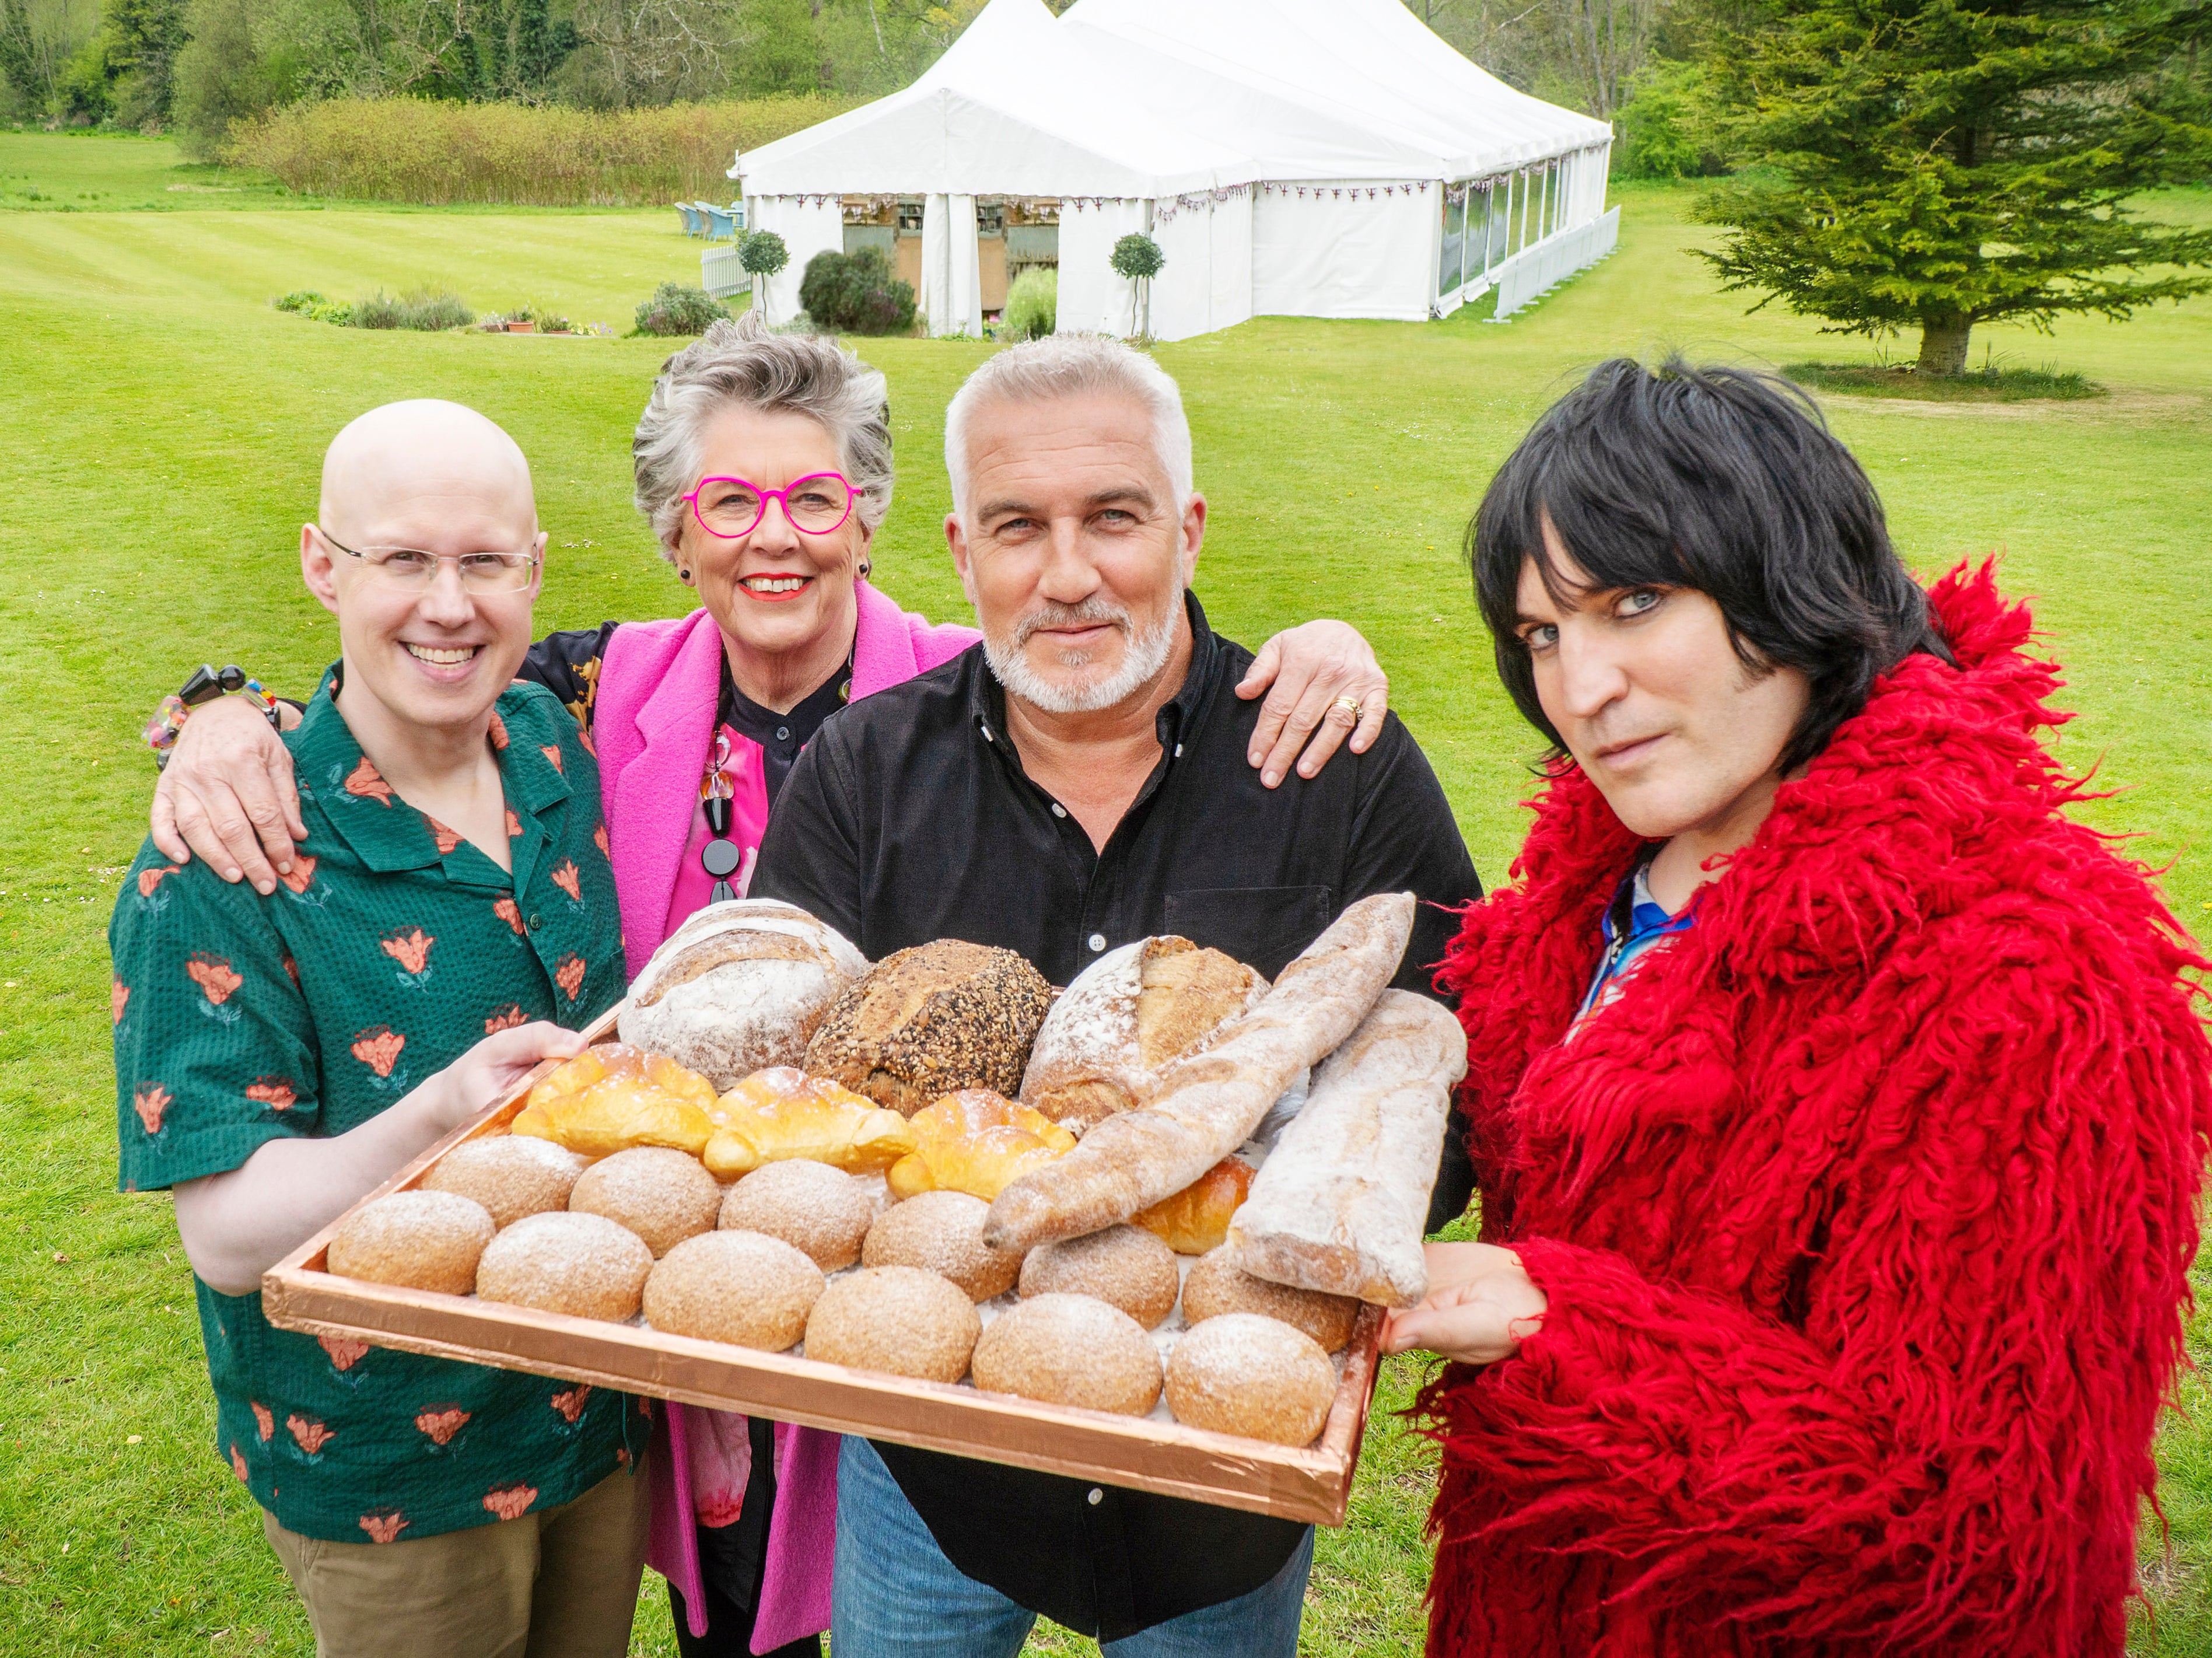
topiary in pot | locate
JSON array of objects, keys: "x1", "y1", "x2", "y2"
[
  {"x1": 739, "y1": 230, "x2": 791, "y2": 324},
  {"x1": 1109, "y1": 233, "x2": 1164, "y2": 339}
]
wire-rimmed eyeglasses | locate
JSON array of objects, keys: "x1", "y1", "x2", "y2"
[{"x1": 316, "y1": 526, "x2": 542, "y2": 593}]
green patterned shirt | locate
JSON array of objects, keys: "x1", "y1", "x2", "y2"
[{"x1": 110, "y1": 667, "x2": 650, "y2": 1544}]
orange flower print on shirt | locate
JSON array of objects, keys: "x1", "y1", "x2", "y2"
[
  {"x1": 551, "y1": 1384, "x2": 593, "y2": 1423},
  {"x1": 506, "y1": 810, "x2": 523, "y2": 839},
  {"x1": 488, "y1": 711, "x2": 509, "y2": 751},
  {"x1": 251, "y1": 1401, "x2": 275, "y2": 1442},
  {"x1": 494, "y1": 897, "x2": 527, "y2": 936},
  {"x1": 244, "y1": 1078, "x2": 298, "y2": 1112},
  {"x1": 138, "y1": 864, "x2": 182, "y2": 898},
  {"x1": 415, "y1": 1407, "x2": 471, "y2": 1446},
  {"x1": 187, "y1": 954, "x2": 243, "y2": 1005},
  {"x1": 482, "y1": 1484, "x2": 538, "y2": 1521},
  {"x1": 577, "y1": 722, "x2": 597, "y2": 759},
  {"x1": 359, "y1": 1512, "x2": 410, "y2": 1544},
  {"x1": 350, "y1": 1026, "x2": 406, "y2": 1078},
  {"x1": 484, "y1": 1004, "x2": 526, "y2": 1034},
  {"x1": 230, "y1": 1443, "x2": 249, "y2": 1482},
  {"x1": 594, "y1": 824, "x2": 610, "y2": 858},
  {"x1": 427, "y1": 818, "x2": 463, "y2": 856},
  {"x1": 344, "y1": 756, "x2": 394, "y2": 805},
  {"x1": 111, "y1": 979, "x2": 130, "y2": 1025},
  {"x1": 381, "y1": 929, "x2": 435, "y2": 975},
  {"x1": 134, "y1": 1084, "x2": 173, "y2": 1135},
  {"x1": 555, "y1": 955, "x2": 587, "y2": 1002},
  {"x1": 540, "y1": 743, "x2": 564, "y2": 774},
  {"x1": 319, "y1": 1335, "x2": 371, "y2": 1372},
  {"x1": 288, "y1": 1414, "x2": 336, "y2": 1455},
  {"x1": 550, "y1": 860, "x2": 582, "y2": 903},
  {"x1": 283, "y1": 953, "x2": 300, "y2": 985},
  {"x1": 279, "y1": 854, "x2": 318, "y2": 896}
]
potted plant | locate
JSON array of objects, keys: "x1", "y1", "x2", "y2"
[{"x1": 1110, "y1": 233, "x2": 1165, "y2": 341}]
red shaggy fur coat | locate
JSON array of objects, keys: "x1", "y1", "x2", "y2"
[{"x1": 1422, "y1": 567, "x2": 2212, "y2": 1656}]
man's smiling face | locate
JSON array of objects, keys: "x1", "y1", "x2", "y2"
[{"x1": 949, "y1": 390, "x2": 1203, "y2": 716}]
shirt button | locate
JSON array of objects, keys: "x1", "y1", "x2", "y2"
[
  {"x1": 1087, "y1": 933, "x2": 1106, "y2": 952},
  {"x1": 1086, "y1": 1488, "x2": 1103, "y2": 1506},
  {"x1": 775, "y1": 726, "x2": 790, "y2": 741},
  {"x1": 1174, "y1": 743, "x2": 1184, "y2": 758},
  {"x1": 1051, "y1": 804, "x2": 1067, "y2": 819},
  {"x1": 527, "y1": 912, "x2": 543, "y2": 932}
]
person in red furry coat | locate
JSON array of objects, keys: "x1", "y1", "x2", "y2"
[{"x1": 1385, "y1": 359, "x2": 2212, "y2": 1656}]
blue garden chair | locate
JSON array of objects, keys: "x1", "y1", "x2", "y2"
[
  {"x1": 704, "y1": 204, "x2": 736, "y2": 240},
  {"x1": 676, "y1": 202, "x2": 704, "y2": 237}
]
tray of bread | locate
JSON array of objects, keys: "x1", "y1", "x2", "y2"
[{"x1": 261, "y1": 893, "x2": 1466, "y2": 1526}]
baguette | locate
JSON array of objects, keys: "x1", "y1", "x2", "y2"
[
  {"x1": 982, "y1": 892, "x2": 1415, "y2": 1252},
  {"x1": 1224, "y1": 989, "x2": 1467, "y2": 1307}
]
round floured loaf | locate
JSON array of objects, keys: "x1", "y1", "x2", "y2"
[
  {"x1": 971, "y1": 1292, "x2": 1161, "y2": 1416},
  {"x1": 423, "y1": 1135, "x2": 586, "y2": 1229},
  {"x1": 720, "y1": 1158, "x2": 874, "y2": 1272},
  {"x1": 645, "y1": 1229, "x2": 824, "y2": 1351},
  {"x1": 804, "y1": 1265, "x2": 981, "y2": 1382},
  {"x1": 568, "y1": 1146, "x2": 723, "y2": 1258},
  {"x1": 475, "y1": 1211, "x2": 654, "y2": 1322},
  {"x1": 1165, "y1": 1313, "x2": 1335, "y2": 1445},
  {"x1": 1016, "y1": 1224, "x2": 1179, "y2": 1330},
  {"x1": 328, "y1": 1190, "x2": 494, "y2": 1295},
  {"x1": 619, "y1": 900, "x2": 869, "y2": 1089},
  {"x1": 1182, "y1": 1246, "x2": 1359, "y2": 1352},
  {"x1": 861, "y1": 1190, "x2": 1023, "y2": 1302},
  {"x1": 804, "y1": 939, "x2": 1053, "y2": 1117},
  {"x1": 1019, "y1": 937, "x2": 1267, "y2": 1134}
]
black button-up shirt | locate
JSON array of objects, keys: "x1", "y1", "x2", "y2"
[{"x1": 752, "y1": 593, "x2": 1480, "y2": 1639}]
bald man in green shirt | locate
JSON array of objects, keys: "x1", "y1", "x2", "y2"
[{"x1": 111, "y1": 401, "x2": 650, "y2": 1657}]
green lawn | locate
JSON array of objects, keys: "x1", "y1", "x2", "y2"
[{"x1": 2, "y1": 134, "x2": 2208, "y2": 1656}]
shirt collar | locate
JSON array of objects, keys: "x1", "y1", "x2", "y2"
[
  {"x1": 296, "y1": 660, "x2": 570, "y2": 873},
  {"x1": 968, "y1": 589, "x2": 1219, "y2": 753}
]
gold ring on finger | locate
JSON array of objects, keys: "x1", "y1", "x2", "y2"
[{"x1": 1332, "y1": 695, "x2": 1364, "y2": 719}]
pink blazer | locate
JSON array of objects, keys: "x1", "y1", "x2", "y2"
[{"x1": 596, "y1": 581, "x2": 977, "y2": 1647}]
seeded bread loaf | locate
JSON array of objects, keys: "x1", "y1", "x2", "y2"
[{"x1": 804, "y1": 940, "x2": 1054, "y2": 1117}]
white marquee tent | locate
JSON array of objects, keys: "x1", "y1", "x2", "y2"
[{"x1": 730, "y1": 0, "x2": 1616, "y2": 341}]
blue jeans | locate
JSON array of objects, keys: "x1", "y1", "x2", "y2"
[{"x1": 831, "y1": 1437, "x2": 1314, "y2": 1657}]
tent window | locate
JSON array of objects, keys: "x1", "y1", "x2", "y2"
[{"x1": 1440, "y1": 187, "x2": 1466, "y2": 297}]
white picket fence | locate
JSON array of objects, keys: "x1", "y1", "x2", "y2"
[
  {"x1": 702, "y1": 244, "x2": 752, "y2": 300},
  {"x1": 1488, "y1": 207, "x2": 1620, "y2": 321}
]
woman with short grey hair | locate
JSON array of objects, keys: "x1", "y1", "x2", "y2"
[{"x1": 145, "y1": 310, "x2": 1398, "y2": 1658}]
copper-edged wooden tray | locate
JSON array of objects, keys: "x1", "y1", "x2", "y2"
[{"x1": 262, "y1": 1003, "x2": 1387, "y2": 1525}]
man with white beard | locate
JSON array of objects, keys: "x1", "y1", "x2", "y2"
[{"x1": 751, "y1": 334, "x2": 1479, "y2": 1654}]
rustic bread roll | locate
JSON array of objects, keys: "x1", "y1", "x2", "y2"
[
  {"x1": 804, "y1": 1266, "x2": 981, "y2": 1383},
  {"x1": 701, "y1": 1068, "x2": 916, "y2": 1179},
  {"x1": 476, "y1": 1211, "x2": 654, "y2": 1321},
  {"x1": 970, "y1": 1293, "x2": 1161, "y2": 1416},
  {"x1": 1182, "y1": 1247, "x2": 1358, "y2": 1352},
  {"x1": 327, "y1": 1190, "x2": 494, "y2": 1295},
  {"x1": 423, "y1": 1134, "x2": 586, "y2": 1229},
  {"x1": 1166, "y1": 1314, "x2": 1335, "y2": 1446},
  {"x1": 886, "y1": 1090, "x2": 1076, "y2": 1202},
  {"x1": 567, "y1": 1146, "x2": 722, "y2": 1258},
  {"x1": 986, "y1": 893, "x2": 1415, "y2": 1252},
  {"x1": 1016, "y1": 1225, "x2": 1179, "y2": 1330},
  {"x1": 1228, "y1": 990, "x2": 1468, "y2": 1307},
  {"x1": 861, "y1": 1190, "x2": 1023, "y2": 1302},
  {"x1": 1021, "y1": 937, "x2": 1268, "y2": 1134},
  {"x1": 510, "y1": 1043, "x2": 719, "y2": 1157},
  {"x1": 1130, "y1": 1156, "x2": 1254, "y2": 1255},
  {"x1": 720, "y1": 1159, "x2": 874, "y2": 1271},
  {"x1": 619, "y1": 900, "x2": 869, "y2": 1088},
  {"x1": 805, "y1": 940, "x2": 1054, "y2": 1117},
  {"x1": 644, "y1": 1230, "x2": 824, "y2": 1351}
]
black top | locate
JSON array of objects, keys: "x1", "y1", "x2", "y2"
[{"x1": 752, "y1": 593, "x2": 1481, "y2": 1640}]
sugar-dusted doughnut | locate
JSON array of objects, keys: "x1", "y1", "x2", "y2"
[
  {"x1": 567, "y1": 1146, "x2": 722, "y2": 1258},
  {"x1": 1016, "y1": 1225, "x2": 1178, "y2": 1330},
  {"x1": 1164, "y1": 1313, "x2": 1335, "y2": 1446},
  {"x1": 970, "y1": 1292, "x2": 1161, "y2": 1416},
  {"x1": 804, "y1": 1266, "x2": 981, "y2": 1383},
  {"x1": 1181, "y1": 1246, "x2": 1359, "y2": 1352},
  {"x1": 862, "y1": 1190, "x2": 1023, "y2": 1302},
  {"x1": 475, "y1": 1211, "x2": 653, "y2": 1321},
  {"x1": 327, "y1": 1190, "x2": 494, "y2": 1295},
  {"x1": 644, "y1": 1230, "x2": 824, "y2": 1351},
  {"x1": 719, "y1": 1159, "x2": 874, "y2": 1272},
  {"x1": 422, "y1": 1134, "x2": 586, "y2": 1229}
]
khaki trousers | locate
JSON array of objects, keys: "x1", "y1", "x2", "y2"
[{"x1": 261, "y1": 1463, "x2": 651, "y2": 1658}]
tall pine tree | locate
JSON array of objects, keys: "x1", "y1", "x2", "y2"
[{"x1": 1695, "y1": 0, "x2": 2212, "y2": 373}]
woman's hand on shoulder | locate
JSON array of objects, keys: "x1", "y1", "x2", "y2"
[
  {"x1": 1236, "y1": 619, "x2": 1390, "y2": 787},
  {"x1": 151, "y1": 694, "x2": 304, "y2": 896},
  {"x1": 1380, "y1": 1241, "x2": 1549, "y2": 1366}
]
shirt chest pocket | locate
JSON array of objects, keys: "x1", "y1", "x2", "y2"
[{"x1": 1163, "y1": 886, "x2": 1335, "y2": 981}]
